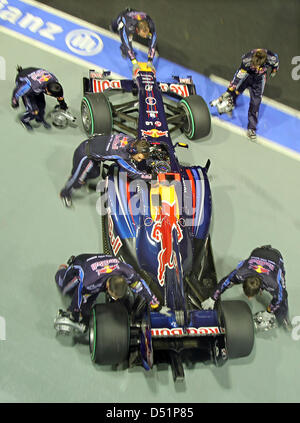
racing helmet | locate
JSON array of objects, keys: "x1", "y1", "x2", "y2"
[
  {"x1": 46, "y1": 81, "x2": 64, "y2": 98},
  {"x1": 128, "y1": 137, "x2": 150, "y2": 158}
]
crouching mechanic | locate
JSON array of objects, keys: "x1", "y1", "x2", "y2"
[
  {"x1": 225, "y1": 49, "x2": 279, "y2": 140},
  {"x1": 54, "y1": 253, "x2": 160, "y2": 334},
  {"x1": 60, "y1": 133, "x2": 151, "y2": 207},
  {"x1": 201, "y1": 245, "x2": 292, "y2": 331},
  {"x1": 11, "y1": 66, "x2": 68, "y2": 131},
  {"x1": 111, "y1": 8, "x2": 157, "y2": 73}
]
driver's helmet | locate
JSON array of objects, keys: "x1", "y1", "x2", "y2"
[{"x1": 128, "y1": 137, "x2": 150, "y2": 158}]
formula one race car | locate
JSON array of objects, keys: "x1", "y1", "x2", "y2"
[
  {"x1": 81, "y1": 64, "x2": 254, "y2": 381},
  {"x1": 81, "y1": 63, "x2": 211, "y2": 140}
]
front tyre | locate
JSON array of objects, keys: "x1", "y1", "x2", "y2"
[
  {"x1": 81, "y1": 93, "x2": 112, "y2": 136},
  {"x1": 179, "y1": 95, "x2": 211, "y2": 140}
]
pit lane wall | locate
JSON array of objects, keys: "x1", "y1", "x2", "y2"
[{"x1": 1, "y1": 0, "x2": 299, "y2": 158}]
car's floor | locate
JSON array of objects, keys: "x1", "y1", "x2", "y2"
[{"x1": 1, "y1": 32, "x2": 300, "y2": 403}]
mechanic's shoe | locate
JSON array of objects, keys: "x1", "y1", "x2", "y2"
[
  {"x1": 20, "y1": 119, "x2": 33, "y2": 131},
  {"x1": 60, "y1": 190, "x2": 73, "y2": 208},
  {"x1": 41, "y1": 119, "x2": 51, "y2": 129},
  {"x1": 247, "y1": 129, "x2": 257, "y2": 141},
  {"x1": 281, "y1": 318, "x2": 293, "y2": 333},
  {"x1": 54, "y1": 309, "x2": 87, "y2": 335}
]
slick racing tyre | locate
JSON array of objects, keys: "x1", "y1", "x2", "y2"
[
  {"x1": 81, "y1": 93, "x2": 112, "y2": 136},
  {"x1": 221, "y1": 300, "x2": 254, "y2": 359},
  {"x1": 179, "y1": 95, "x2": 211, "y2": 140},
  {"x1": 89, "y1": 302, "x2": 130, "y2": 365}
]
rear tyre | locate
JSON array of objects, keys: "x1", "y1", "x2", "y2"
[
  {"x1": 89, "y1": 302, "x2": 130, "y2": 365},
  {"x1": 81, "y1": 93, "x2": 112, "y2": 136},
  {"x1": 179, "y1": 95, "x2": 211, "y2": 140},
  {"x1": 221, "y1": 300, "x2": 254, "y2": 359}
]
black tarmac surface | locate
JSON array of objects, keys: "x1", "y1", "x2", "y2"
[{"x1": 38, "y1": 0, "x2": 300, "y2": 110}]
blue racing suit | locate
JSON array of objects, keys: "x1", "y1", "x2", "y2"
[
  {"x1": 111, "y1": 8, "x2": 157, "y2": 62},
  {"x1": 227, "y1": 49, "x2": 279, "y2": 130},
  {"x1": 11, "y1": 67, "x2": 67, "y2": 124},
  {"x1": 55, "y1": 254, "x2": 159, "y2": 321},
  {"x1": 212, "y1": 246, "x2": 288, "y2": 324},
  {"x1": 60, "y1": 133, "x2": 151, "y2": 198}
]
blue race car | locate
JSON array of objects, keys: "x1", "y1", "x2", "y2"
[{"x1": 81, "y1": 64, "x2": 254, "y2": 382}]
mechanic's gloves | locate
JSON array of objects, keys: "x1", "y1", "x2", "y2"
[
  {"x1": 58, "y1": 99, "x2": 68, "y2": 110},
  {"x1": 201, "y1": 297, "x2": 216, "y2": 310},
  {"x1": 11, "y1": 97, "x2": 19, "y2": 108}
]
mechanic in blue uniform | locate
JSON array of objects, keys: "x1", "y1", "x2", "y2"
[
  {"x1": 226, "y1": 49, "x2": 279, "y2": 140},
  {"x1": 54, "y1": 253, "x2": 160, "y2": 332},
  {"x1": 201, "y1": 245, "x2": 291, "y2": 330},
  {"x1": 11, "y1": 66, "x2": 68, "y2": 131},
  {"x1": 111, "y1": 8, "x2": 157, "y2": 71},
  {"x1": 60, "y1": 133, "x2": 151, "y2": 207}
]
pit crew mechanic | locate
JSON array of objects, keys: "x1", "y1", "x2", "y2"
[
  {"x1": 54, "y1": 253, "x2": 160, "y2": 333},
  {"x1": 225, "y1": 49, "x2": 279, "y2": 140},
  {"x1": 111, "y1": 8, "x2": 157, "y2": 72},
  {"x1": 201, "y1": 245, "x2": 291, "y2": 330},
  {"x1": 60, "y1": 133, "x2": 152, "y2": 207},
  {"x1": 11, "y1": 66, "x2": 68, "y2": 131}
]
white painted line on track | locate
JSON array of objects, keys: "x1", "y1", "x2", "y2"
[
  {"x1": 211, "y1": 116, "x2": 300, "y2": 162},
  {"x1": 0, "y1": 26, "x2": 124, "y2": 79}
]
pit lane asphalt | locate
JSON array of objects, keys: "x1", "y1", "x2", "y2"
[
  {"x1": 38, "y1": 0, "x2": 300, "y2": 111},
  {"x1": 1, "y1": 31, "x2": 300, "y2": 403}
]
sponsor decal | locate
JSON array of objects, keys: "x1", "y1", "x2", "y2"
[
  {"x1": 151, "y1": 326, "x2": 222, "y2": 337},
  {"x1": 145, "y1": 96, "x2": 156, "y2": 106},
  {"x1": 141, "y1": 128, "x2": 168, "y2": 138},
  {"x1": 151, "y1": 198, "x2": 183, "y2": 286},
  {"x1": 145, "y1": 84, "x2": 153, "y2": 91},
  {"x1": 92, "y1": 264, "x2": 119, "y2": 276},
  {"x1": 154, "y1": 121, "x2": 162, "y2": 127},
  {"x1": 92, "y1": 78, "x2": 121, "y2": 93},
  {"x1": 107, "y1": 209, "x2": 122, "y2": 255},
  {"x1": 65, "y1": 29, "x2": 103, "y2": 56},
  {"x1": 248, "y1": 257, "x2": 274, "y2": 275},
  {"x1": 159, "y1": 83, "x2": 189, "y2": 97}
]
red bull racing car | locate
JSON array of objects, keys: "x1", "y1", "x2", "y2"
[
  {"x1": 81, "y1": 63, "x2": 211, "y2": 140},
  {"x1": 81, "y1": 64, "x2": 254, "y2": 381}
]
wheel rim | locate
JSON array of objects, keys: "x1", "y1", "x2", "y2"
[{"x1": 81, "y1": 98, "x2": 94, "y2": 135}]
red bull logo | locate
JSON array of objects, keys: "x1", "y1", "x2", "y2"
[
  {"x1": 141, "y1": 128, "x2": 169, "y2": 138},
  {"x1": 94, "y1": 264, "x2": 118, "y2": 276},
  {"x1": 251, "y1": 264, "x2": 270, "y2": 275},
  {"x1": 151, "y1": 200, "x2": 183, "y2": 286}
]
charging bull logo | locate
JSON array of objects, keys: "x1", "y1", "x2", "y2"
[
  {"x1": 151, "y1": 201, "x2": 183, "y2": 286},
  {"x1": 95, "y1": 264, "x2": 118, "y2": 276},
  {"x1": 251, "y1": 264, "x2": 270, "y2": 275}
]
